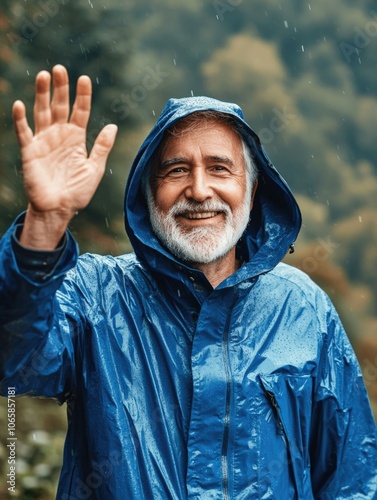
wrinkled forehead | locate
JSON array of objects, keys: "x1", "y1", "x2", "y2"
[{"x1": 158, "y1": 114, "x2": 243, "y2": 160}]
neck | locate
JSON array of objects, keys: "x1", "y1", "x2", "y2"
[{"x1": 191, "y1": 248, "x2": 240, "y2": 288}]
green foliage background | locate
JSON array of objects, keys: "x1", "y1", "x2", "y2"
[{"x1": 0, "y1": 0, "x2": 376, "y2": 497}]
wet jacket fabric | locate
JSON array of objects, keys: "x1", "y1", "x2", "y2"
[{"x1": 1, "y1": 97, "x2": 377, "y2": 499}]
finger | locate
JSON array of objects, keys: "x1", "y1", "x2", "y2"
[
  {"x1": 70, "y1": 75, "x2": 92, "y2": 129},
  {"x1": 51, "y1": 65, "x2": 69, "y2": 124},
  {"x1": 34, "y1": 70, "x2": 52, "y2": 134},
  {"x1": 13, "y1": 100, "x2": 33, "y2": 148},
  {"x1": 89, "y1": 124, "x2": 118, "y2": 174}
]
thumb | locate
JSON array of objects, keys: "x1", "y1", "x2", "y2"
[{"x1": 89, "y1": 124, "x2": 118, "y2": 167}]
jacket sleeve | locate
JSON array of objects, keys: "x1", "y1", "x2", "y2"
[
  {"x1": 310, "y1": 294, "x2": 377, "y2": 499},
  {"x1": 0, "y1": 215, "x2": 80, "y2": 403}
]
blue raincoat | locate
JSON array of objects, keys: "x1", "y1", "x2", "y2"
[{"x1": 1, "y1": 97, "x2": 376, "y2": 499}]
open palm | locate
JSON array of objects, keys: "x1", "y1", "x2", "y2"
[{"x1": 13, "y1": 65, "x2": 117, "y2": 219}]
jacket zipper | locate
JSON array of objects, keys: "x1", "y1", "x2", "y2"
[
  {"x1": 221, "y1": 313, "x2": 233, "y2": 500},
  {"x1": 265, "y1": 390, "x2": 300, "y2": 498},
  {"x1": 265, "y1": 391, "x2": 284, "y2": 434}
]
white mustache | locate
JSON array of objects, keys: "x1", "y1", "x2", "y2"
[{"x1": 168, "y1": 200, "x2": 232, "y2": 217}]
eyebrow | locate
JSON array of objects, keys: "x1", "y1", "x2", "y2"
[
  {"x1": 205, "y1": 155, "x2": 235, "y2": 167},
  {"x1": 159, "y1": 157, "x2": 189, "y2": 170}
]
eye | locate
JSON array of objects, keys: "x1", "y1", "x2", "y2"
[
  {"x1": 165, "y1": 166, "x2": 188, "y2": 177},
  {"x1": 211, "y1": 165, "x2": 229, "y2": 173}
]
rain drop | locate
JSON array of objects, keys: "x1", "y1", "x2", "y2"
[
  {"x1": 284, "y1": 20, "x2": 288, "y2": 28},
  {"x1": 359, "y1": 216, "x2": 363, "y2": 223},
  {"x1": 105, "y1": 218, "x2": 109, "y2": 228},
  {"x1": 190, "y1": 90, "x2": 194, "y2": 96}
]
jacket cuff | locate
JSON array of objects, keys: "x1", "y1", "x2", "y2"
[
  {"x1": 11, "y1": 224, "x2": 67, "y2": 281},
  {"x1": 7, "y1": 212, "x2": 78, "y2": 284}
]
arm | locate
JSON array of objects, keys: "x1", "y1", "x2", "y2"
[
  {"x1": 0, "y1": 65, "x2": 117, "y2": 400},
  {"x1": 0, "y1": 216, "x2": 80, "y2": 401},
  {"x1": 310, "y1": 299, "x2": 377, "y2": 498}
]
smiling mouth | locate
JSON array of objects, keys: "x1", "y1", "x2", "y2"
[{"x1": 181, "y1": 211, "x2": 221, "y2": 220}]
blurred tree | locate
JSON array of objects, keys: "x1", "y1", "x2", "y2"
[
  {"x1": 334, "y1": 209, "x2": 377, "y2": 309},
  {"x1": 0, "y1": 0, "x2": 134, "y2": 253}
]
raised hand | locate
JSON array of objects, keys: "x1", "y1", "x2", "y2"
[{"x1": 13, "y1": 64, "x2": 118, "y2": 249}]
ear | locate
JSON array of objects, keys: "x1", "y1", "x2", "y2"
[{"x1": 250, "y1": 180, "x2": 258, "y2": 211}]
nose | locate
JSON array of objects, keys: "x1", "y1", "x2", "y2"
[{"x1": 184, "y1": 167, "x2": 213, "y2": 202}]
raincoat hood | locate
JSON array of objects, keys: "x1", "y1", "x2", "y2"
[{"x1": 124, "y1": 96, "x2": 301, "y2": 285}]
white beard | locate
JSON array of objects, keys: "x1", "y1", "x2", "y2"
[{"x1": 146, "y1": 186, "x2": 251, "y2": 264}]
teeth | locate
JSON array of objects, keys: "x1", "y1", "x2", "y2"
[{"x1": 185, "y1": 211, "x2": 218, "y2": 219}]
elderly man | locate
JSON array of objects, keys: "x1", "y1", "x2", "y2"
[{"x1": 0, "y1": 65, "x2": 376, "y2": 499}]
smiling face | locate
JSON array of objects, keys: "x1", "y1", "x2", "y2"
[{"x1": 147, "y1": 117, "x2": 257, "y2": 265}]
